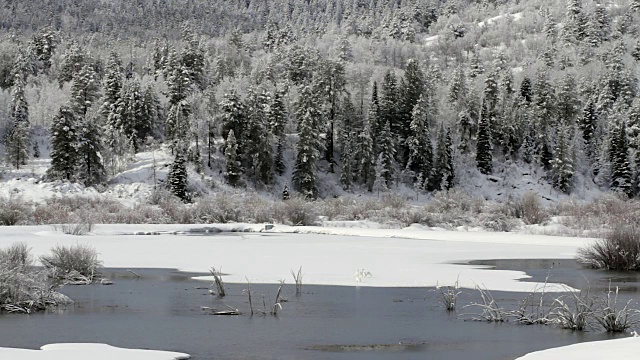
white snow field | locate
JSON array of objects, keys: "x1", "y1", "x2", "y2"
[
  {"x1": 0, "y1": 344, "x2": 189, "y2": 360},
  {"x1": 1, "y1": 224, "x2": 637, "y2": 359}
]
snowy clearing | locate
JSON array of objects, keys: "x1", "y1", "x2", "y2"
[{"x1": 0, "y1": 344, "x2": 189, "y2": 360}]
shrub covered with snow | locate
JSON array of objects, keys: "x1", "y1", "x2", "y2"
[{"x1": 577, "y1": 225, "x2": 640, "y2": 271}]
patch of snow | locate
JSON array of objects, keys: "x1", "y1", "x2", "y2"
[
  {"x1": 0, "y1": 343, "x2": 189, "y2": 360},
  {"x1": 516, "y1": 336, "x2": 640, "y2": 360},
  {"x1": 478, "y1": 12, "x2": 523, "y2": 27}
]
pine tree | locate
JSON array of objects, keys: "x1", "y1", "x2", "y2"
[
  {"x1": 100, "y1": 52, "x2": 124, "y2": 120},
  {"x1": 632, "y1": 0, "x2": 640, "y2": 12},
  {"x1": 47, "y1": 106, "x2": 79, "y2": 181},
  {"x1": 5, "y1": 72, "x2": 30, "y2": 169},
  {"x1": 32, "y1": 142, "x2": 40, "y2": 158},
  {"x1": 609, "y1": 116, "x2": 633, "y2": 196},
  {"x1": 563, "y1": 0, "x2": 587, "y2": 43},
  {"x1": 469, "y1": 49, "x2": 483, "y2": 78},
  {"x1": 476, "y1": 100, "x2": 493, "y2": 175},
  {"x1": 398, "y1": 59, "x2": 424, "y2": 166},
  {"x1": 355, "y1": 120, "x2": 375, "y2": 190},
  {"x1": 406, "y1": 94, "x2": 432, "y2": 184},
  {"x1": 428, "y1": 124, "x2": 447, "y2": 191},
  {"x1": 551, "y1": 125, "x2": 574, "y2": 193},
  {"x1": 448, "y1": 66, "x2": 467, "y2": 107},
  {"x1": 557, "y1": 73, "x2": 579, "y2": 125},
  {"x1": 292, "y1": 85, "x2": 323, "y2": 199},
  {"x1": 224, "y1": 130, "x2": 242, "y2": 187},
  {"x1": 519, "y1": 76, "x2": 533, "y2": 104},
  {"x1": 245, "y1": 87, "x2": 273, "y2": 185},
  {"x1": 180, "y1": 24, "x2": 206, "y2": 88},
  {"x1": 70, "y1": 64, "x2": 100, "y2": 117},
  {"x1": 282, "y1": 185, "x2": 290, "y2": 200},
  {"x1": 372, "y1": 154, "x2": 388, "y2": 195},
  {"x1": 443, "y1": 127, "x2": 455, "y2": 190},
  {"x1": 379, "y1": 71, "x2": 399, "y2": 145},
  {"x1": 579, "y1": 99, "x2": 598, "y2": 157},
  {"x1": 274, "y1": 136, "x2": 286, "y2": 176},
  {"x1": 77, "y1": 115, "x2": 106, "y2": 186},
  {"x1": 167, "y1": 151, "x2": 189, "y2": 202},
  {"x1": 340, "y1": 132, "x2": 355, "y2": 190},
  {"x1": 378, "y1": 120, "x2": 396, "y2": 186},
  {"x1": 632, "y1": 40, "x2": 640, "y2": 62},
  {"x1": 368, "y1": 82, "x2": 381, "y2": 147},
  {"x1": 220, "y1": 91, "x2": 247, "y2": 151}
]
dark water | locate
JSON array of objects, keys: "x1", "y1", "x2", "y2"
[{"x1": 0, "y1": 266, "x2": 632, "y2": 360}]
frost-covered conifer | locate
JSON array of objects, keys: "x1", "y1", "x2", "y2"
[
  {"x1": 609, "y1": 116, "x2": 633, "y2": 196},
  {"x1": 476, "y1": 101, "x2": 493, "y2": 175},
  {"x1": 551, "y1": 125, "x2": 574, "y2": 193},
  {"x1": 406, "y1": 94, "x2": 432, "y2": 184},
  {"x1": 292, "y1": 85, "x2": 323, "y2": 199},
  {"x1": 47, "y1": 106, "x2": 79, "y2": 181},
  {"x1": 5, "y1": 71, "x2": 30, "y2": 169},
  {"x1": 224, "y1": 130, "x2": 242, "y2": 187},
  {"x1": 167, "y1": 151, "x2": 189, "y2": 202}
]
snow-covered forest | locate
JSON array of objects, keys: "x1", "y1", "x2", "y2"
[{"x1": 1, "y1": 0, "x2": 640, "y2": 215}]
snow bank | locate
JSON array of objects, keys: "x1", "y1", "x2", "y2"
[
  {"x1": 0, "y1": 344, "x2": 189, "y2": 359},
  {"x1": 516, "y1": 335, "x2": 640, "y2": 360},
  {"x1": 478, "y1": 12, "x2": 523, "y2": 27},
  {"x1": 0, "y1": 224, "x2": 593, "y2": 292}
]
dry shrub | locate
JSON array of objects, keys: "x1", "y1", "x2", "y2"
[
  {"x1": 558, "y1": 195, "x2": 640, "y2": 231},
  {"x1": 40, "y1": 244, "x2": 102, "y2": 281},
  {"x1": 577, "y1": 225, "x2": 640, "y2": 271},
  {"x1": 0, "y1": 194, "x2": 32, "y2": 225},
  {"x1": 1, "y1": 242, "x2": 71, "y2": 313},
  {"x1": 157, "y1": 197, "x2": 194, "y2": 223},
  {"x1": 194, "y1": 192, "x2": 242, "y2": 223},
  {"x1": 427, "y1": 189, "x2": 484, "y2": 214},
  {"x1": 380, "y1": 193, "x2": 409, "y2": 210},
  {"x1": 273, "y1": 196, "x2": 319, "y2": 226},
  {"x1": 517, "y1": 192, "x2": 549, "y2": 225}
]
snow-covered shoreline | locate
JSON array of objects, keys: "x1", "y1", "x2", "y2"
[{"x1": 0, "y1": 344, "x2": 189, "y2": 360}]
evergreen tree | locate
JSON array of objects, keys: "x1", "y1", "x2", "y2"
[
  {"x1": 632, "y1": 0, "x2": 640, "y2": 12},
  {"x1": 519, "y1": 76, "x2": 533, "y2": 104},
  {"x1": 220, "y1": 91, "x2": 247, "y2": 148},
  {"x1": 476, "y1": 100, "x2": 493, "y2": 175},
  {"x1": 274, "y1": 136, "x2": 286, "y2": 176},
  {"x1": 443, "y1": 127, "x2": 455, "y2": 190},
  {"x1": 398, "y1": 59, "x2": 424, "y2": 165},
  {"x1": 563, "y1": 0, "x2": 587, "y2": 43},
  {"x1": 378, "y1": 120, "x2": 396, "y2": 186},
  {"x1": 180, "y1": 25, "x2": 206, "y2": 88},
  {"x1": 224, "y1": 130, "x2": 242, "y2": 187},
  {"x1": 368, "y1": 81, "x2": 381, "y2": 147},
  {"x1": 557, "y1": 73, "x2": 579, "y2": 125},
  {"x1": 32, "y1": 142, "x2": 40, "y2": 158},
  {"x1": 282, "y1": 185, "x2": 290, "y2": 200},
  {"x1": 47, "y1": 107, "x2": 79, "y2": 181},
  {"x1": 448, "y1": 66, "x2": 467, "y2": 107},
  {"x1": 99, "y1": 52, "x2": 124, "y2": 120},
  {"x1": 245, "y1": 87, "x2": 273, "y2": 185},
  {"x1": 551, "y1": 125, "x2": 574, "y2": 193},
  {"x1": 339, "y1": 132, "x2": 355, "y2": 190},
  {"x1": 469, "y1": 49, "x2": 483, "y2": 78},
  {"x1": 428, "y1": 123, "x2": 447, "y2": 191},
  {"x1": 406, "y1": 94, "x2": 432, "y2": 184},
  {"x1": 355, "y1": 120, "x2": 375, "y2": 190},
  {"x1": 5, "y1": 72, "x2": 30, "y2": 169},
  {"x1": 77, "y1": 115, "x2": 107, "y2": 186},
  {"x1": 292, "y1": 85, "x2": 323, "y2": 199},
  {"x1": 379, "y1": 71, "x2": 399, "y2": 146},
  {"x1": 70, "y1": 64, "x2": 100, "y2": 117},
  {"x1": 372, "y1": 154, "x2": 388, "y2": 195},
  {"x1": 609, "y1": 116, "x2": 633, "y2": 196},
  {"x1": 167, "y1": 151, "x2": 189, "y2": 202},
  {"x1": 315, "y1": 59, "x2": 346, "y2": 172},
  {"x1": 632, "y1": 40, "x2": 640, "y2": 62},
  {"x1": 579, "y1": 99, "x2": 598, "y2": 157}
]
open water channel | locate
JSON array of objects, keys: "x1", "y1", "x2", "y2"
[{"x1": 0, "y1": 259, "x2": 637, "y2": 359}]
